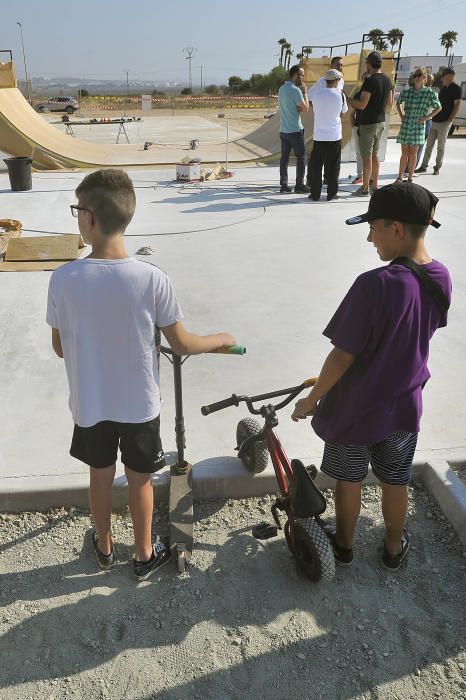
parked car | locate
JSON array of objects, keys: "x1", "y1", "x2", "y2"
[{"x1": 35, "y1": 96, "x2": 79, "y2": 114}]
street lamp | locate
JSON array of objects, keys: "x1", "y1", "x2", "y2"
[{"x1": 16, "y1": 21, "x2": 32, "y2": 103}]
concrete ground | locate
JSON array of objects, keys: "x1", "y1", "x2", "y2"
[{"x1": 0, "y1": 138, "x2": 465, "y2": 504}]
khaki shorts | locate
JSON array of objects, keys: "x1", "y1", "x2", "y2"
[{"x1": 358, "y1": 123, "x2": 385, "y2": 157}]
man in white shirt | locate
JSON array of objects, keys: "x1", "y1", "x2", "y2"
[{"x1": 308, "y1": 69, "x2": 348, "y2": 201}]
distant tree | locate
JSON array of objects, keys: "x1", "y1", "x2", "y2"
[
  {"x1": 278, "y1": 37, "x2": 288, "y2": 67},
  {"x1": 296, "y1": 52, "x2": 303, "y2": 62},
  {"x1": 152, "y1": 89, "x2": 165, "y2": 96},
  {"x1": 387, "y1": 28, "x2": 404, "y2": 50},
  {"x1": 78, "y1": 88, "x2": 89, "y2": 98},
  {"x1": 228, "y1": 75, "x2": 243, "y2": 89},
  {"x1": 205, "y1": 84, "x2": 219, "y2": 94},
  {"x1": 367, "y1": 28, "x2": 386, "y2": 50},
  {"x1": 181, "y1": 87, "x2": 192, "y2": 95},
  {"x1": 440, "y1": 30, "x2": 458, "y2": 56},
  {"x1": 303, "y1": 47, "x2": 313, "y2": 58}
]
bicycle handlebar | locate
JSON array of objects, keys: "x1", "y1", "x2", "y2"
[
  {"x1": 201, "y1": 394, "x2": 239, "y2": 416},
  {"x1": 201, "y1": 377, "x2": 318, "y2": 417}
]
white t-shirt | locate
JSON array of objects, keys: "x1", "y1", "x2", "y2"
[
  {"x1": 310, "y1": 87, "x2": 348, "y2": 141},
  {"x1": 46, "y1": 257, "x2": 183, "y2": 427}
]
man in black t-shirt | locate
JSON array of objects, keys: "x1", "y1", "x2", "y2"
[
  {"x1": 349, "y1": 52, "x2": 393, "y2": 196},
  {"x1": 416, "y1": 67, "x2": 462, "y2": 175}
]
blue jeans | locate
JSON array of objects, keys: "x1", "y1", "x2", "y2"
[{"x1": 280, "y1": 130, "x2": 306, "y2": 187}]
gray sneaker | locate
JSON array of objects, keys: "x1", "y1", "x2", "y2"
[
  {"x1": 91, "y1": 530, "x2": 116, "y2": 570},
  {"x1": 351, "y1": 187, "x2": 369, "y2": 197}
]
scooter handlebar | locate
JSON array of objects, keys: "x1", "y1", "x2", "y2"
[
  {"x1": 211, "y1": 345, "x2": 246, "y2": 355},
  {"x1": 201, "y1": 394, "x2": 239, "y2": 416}
]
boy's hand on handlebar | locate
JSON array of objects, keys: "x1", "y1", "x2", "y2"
[
  {"x1": 291, "y1": 396, "x2": 317, "y2": 422},
  {"x1": 214, "y1": 332, "x2": 236, "y2": 350}
]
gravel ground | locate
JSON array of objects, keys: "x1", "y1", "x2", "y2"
[{"x1": 0, "y1": 481, "x2": 465, "y2": 700}]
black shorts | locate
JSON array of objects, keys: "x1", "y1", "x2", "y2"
[{"x1": 70, "y1": 416, "x2": 166, "y2": 474}]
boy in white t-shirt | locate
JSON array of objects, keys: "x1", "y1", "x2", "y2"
[{"x1": 47, "y1": 169, "x2": 235, "y2": 581}]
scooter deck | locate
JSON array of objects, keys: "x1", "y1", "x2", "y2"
[{"x1": 169, "y1": 463, "x2": 193, "y2": 567}]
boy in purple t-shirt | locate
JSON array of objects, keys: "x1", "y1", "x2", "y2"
[{"x1": 292, "y1": 182, "x2": 451, "y2": 571}]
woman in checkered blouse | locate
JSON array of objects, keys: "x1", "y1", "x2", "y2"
[{"x1": 396, "y1": 68, "x2": 441, "y2": 182}]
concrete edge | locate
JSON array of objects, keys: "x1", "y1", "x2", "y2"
[
  {"x1": 422, "y1": 460, "x2": 466, "y2": 547},
  {"x1": 1, "y1": 456, "x2": 460, "y2": 513}
]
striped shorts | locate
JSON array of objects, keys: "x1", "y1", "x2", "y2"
[{"x1": 321, "y1": 431, "x2": 418, "y2": 486}]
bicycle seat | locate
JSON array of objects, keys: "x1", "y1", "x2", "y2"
[{"x1": 290, "y1": 459, "x2": 326, "y2": 518}]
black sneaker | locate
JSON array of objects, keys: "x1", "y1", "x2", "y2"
[
  {"x1": 294, "y1": 184, "x2": 310, "y2": 194},
  {"x1": 133, "y1": 539, "x2": 172, "y2": 581},
  {"x1": 381, "y1": 529, "x2": 410, "y2": 571},
  {"x1": 91, "y1": 530, "x2": 116, "y2": 570},
  {"x1": 414, "y1": 166, "x2": 427, "y2": 173},
  {"x1": 323, "y1": 526, "x2": 353, "y2": 566},
  {"x1": 280, "y1": 185, "x2": 293, "y2": 193}
]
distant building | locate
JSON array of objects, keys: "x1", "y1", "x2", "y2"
[{"x1": 395, "y1": 55, "x2": 463, "y2": 89}]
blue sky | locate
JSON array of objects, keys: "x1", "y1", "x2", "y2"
[{"x1": 3, "y1": 0, "x2": 465, "y2": 84}]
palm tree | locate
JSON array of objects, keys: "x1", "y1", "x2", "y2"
[
  {"x1": 296, "y1": 52, "x2": 303, "y2": 62},
  {"x1": 278, "y1": 38, "x2": 287, "y2": 67},
  {"x1": 303, "y1": 47, "x2": 313, "y2": 58},
  {"x1": 286, "y1": 49, "x2": 294, "y2": 70},
  {"x1": 367, "y1": 28, "x2": 385, "y2": 50},
  {"x1": 440, "y1": 30, "x2": 458, "y2": 56},
  {"x1": 387, "y1": 28, "x2": 404, "y2": 50}
]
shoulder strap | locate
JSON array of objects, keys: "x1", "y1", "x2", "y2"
[{"x1": 390, "y1": 257, "x2": 450, "y2": 314}]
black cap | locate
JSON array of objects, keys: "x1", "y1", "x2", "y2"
[
  {"x1": 346, "y1": 182, "x2": 441, "y2": 228},
  {"x1": 366, "y1": 51, "x2": 383, "y2": 67}
]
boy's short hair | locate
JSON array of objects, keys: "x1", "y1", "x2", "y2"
[
  {"x1": 289, "y1": 65, "x2": 301, "y2": 79},
  {"x1": 75, "y1": 169, "x2": 136, "y2": 235},
  {"x1": 384, "y1": 219, "x2": 428, "y2": 239}
]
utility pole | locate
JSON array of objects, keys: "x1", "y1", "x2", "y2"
[
  {"x1": 183, "y1": 47, "x2": 197, "y2": 91},
  {"x1": 124, "y1": 69, "x2": 129, "y2": 117},
  {"x1": 16, "y1": 21, "x2": 32, "y2": 103},
  {"x1": 200, "y1": 65, "x2": 203, "y2": 93}
]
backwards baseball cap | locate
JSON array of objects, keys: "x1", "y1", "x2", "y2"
[
  {"x1": 325, "y1": 69, "x2": 343, "y2": 81},
  {"x1": 366, "y1": 51, "x2": 383, "y2": 68},
  {"x1": 346, "y1": 182, "x2": 441, "y2": 228}
]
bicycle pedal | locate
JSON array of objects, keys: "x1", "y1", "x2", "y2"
[{"x1": 252, "y1": 522, "x2": 278, "y2": 540}]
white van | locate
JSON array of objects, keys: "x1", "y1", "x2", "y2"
[{"x1": 451, "y1": 63, "x2": 466, "y2": 133}]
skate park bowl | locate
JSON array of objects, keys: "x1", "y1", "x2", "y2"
[{"x1": 0, "y1": 49, "x2": 396, "y2": 170}]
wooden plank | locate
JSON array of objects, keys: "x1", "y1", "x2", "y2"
[
  {"x1": 0, "y1": 229, "x2": 22, "y2": 257},
  {"x1": 0, "y1": 260, "x2": 77, "y2": 272},
  {"x1": 5, "y1": 234, "x2": 79, "y2": 262}
]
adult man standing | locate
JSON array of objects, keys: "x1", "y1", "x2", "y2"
[
  {"x1": 308, "y1": 69, "x2": 348, "y2": 201},
  {"x1": 349, "y1": 52, "x2": 393, "y2": 196},
  {"x1": 415, "y1": 67, "x2": 462, "y2": 175},
  {"x1": 278, "y1": 65, "x2": 310, "y2": 193},
  {"x1": 312, "y1": 56, "x2": 345, "y2": 93}
]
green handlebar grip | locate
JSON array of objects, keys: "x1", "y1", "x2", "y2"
[{"x1": 213, "y1": 345, "x2": 246, "y2": 355}]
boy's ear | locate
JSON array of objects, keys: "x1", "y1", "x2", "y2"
[{"x1": 392, "y1": 220, "x2": 406, "y2": 240}]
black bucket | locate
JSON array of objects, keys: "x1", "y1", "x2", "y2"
[{"x1": 4, "y1": 157, "x2": 33, "y2": 192}]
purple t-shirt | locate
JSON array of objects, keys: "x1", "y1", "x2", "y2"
[{"x1": 311, "y1": 260, "x2": 452, "y2": 445}]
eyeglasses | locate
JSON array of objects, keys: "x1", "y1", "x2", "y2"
[{"x1": 70, "y1": 205, "x2": 92, "y2": 218}]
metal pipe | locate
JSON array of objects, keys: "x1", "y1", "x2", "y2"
[
  {"x1": 16, "y1": 22, "x2": 31, "y2": 103},
  {"x1": 172, "y1": 354, "x2": 186, "y2": 468}
]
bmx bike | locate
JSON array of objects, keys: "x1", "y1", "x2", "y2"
[{"x1": 201, "y1": 378, "x2": 335, "y2": 583}]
